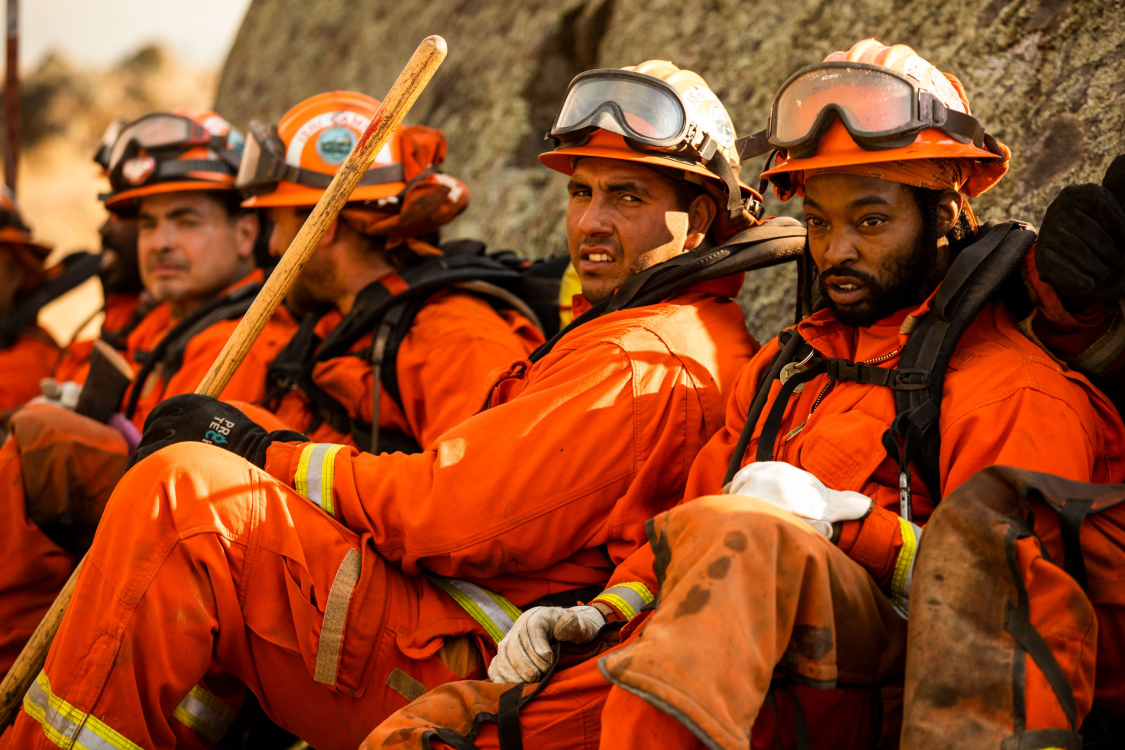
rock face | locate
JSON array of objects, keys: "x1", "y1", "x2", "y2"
[{"x1": 217, "y1": 0, "x2": 1125, "y2": 342}]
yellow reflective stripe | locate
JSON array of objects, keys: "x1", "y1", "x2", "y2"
[
  {"x1": 23, "y1": 670, "x2": 144, "y2": 750},
  {"x1": 294, "y1": 443, "x2": 346, "y2": 516},
  {"x1": 594, "y1": 582, "x2": 655, "y2": 621},
  {"x1": 890, "y1": 517, "x2": 923, "y2": 618},
  {"x1": 426, "y1": 575, "x2": 519, "y2": 644},
  {"x1": 171, "y1": 684, "x2": 238, "y2": 743}
]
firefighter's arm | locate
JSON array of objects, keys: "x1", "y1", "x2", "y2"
[{"x1": 264, "y1": 340, "x2": 645, "y2": 577}]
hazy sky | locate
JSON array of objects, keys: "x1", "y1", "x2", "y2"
[{"x1": 23, "y1": 0, "x2": 254, "y2": 70}]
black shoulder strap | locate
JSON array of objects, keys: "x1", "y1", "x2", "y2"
[
  {"x1": 884, "y1": 220, "x2": 1036, "y2": 510},
  {"x1": 0, "y1": 252, "x2": 103, "y2": 349},
  {"x1": 529, "y1": 220, "x2": 807, "y2": 363},
  {"x1": 123, "y1": 281, "x2": 261, "y2": 421}
]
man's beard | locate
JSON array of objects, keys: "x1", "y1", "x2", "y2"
[{"x1": 816, "y1": 234, "x2": 946, "y2": 328}]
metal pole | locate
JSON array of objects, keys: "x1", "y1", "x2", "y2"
[{"x1": 4, "y1": 0, "x2": 18, "y2": 193}]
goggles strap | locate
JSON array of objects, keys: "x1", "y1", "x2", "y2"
[
  {"x1": 279, "y1": 161, "x2": 405, "y2": 190},
  {"x1": 736, "y1": 129, "x2": 771, "y2": 161},
  {"x1": 705, "y1": 152, "x2": 744, "y2": 220}
]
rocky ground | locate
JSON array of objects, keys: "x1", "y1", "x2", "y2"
[{"x1": 217, "y1": 0, "x2": 1125, "y2": 342}]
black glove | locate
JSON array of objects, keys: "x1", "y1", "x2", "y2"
[
  {"x1": 1036, "y1": 155, "x2": 1125, "y2": 312},
  {"x1": 129, "y1": 394, "x2": 307, "y2": 469}
]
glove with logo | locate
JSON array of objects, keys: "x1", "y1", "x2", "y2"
[
  {"x1": 488, "y1": 604, "x2": 607, "y2": 684},
  {"x1": 129, "y1": 394, "x2": 306, "y2": 469},
  {"x1": 726, "y1": 461, "x2": 873, "y2": 539},
  {"x1": 1036, "y1": 155, "x2": 1125, "y2": 312}
]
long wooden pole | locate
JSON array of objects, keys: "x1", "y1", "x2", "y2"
[
  {"x1": 4, "y1": 0, "x2": 18, "y2": 192},
  {"x1": 0, "y1": 35, "x2": 448, "y2": 730}
]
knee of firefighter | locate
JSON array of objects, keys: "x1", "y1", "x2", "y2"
[
  {"x1": 666, "y1": 494, "x2": 830, "y2": 552},
  {"x1": 104, "y1": 442, "x2": 264, "y2": 534}
]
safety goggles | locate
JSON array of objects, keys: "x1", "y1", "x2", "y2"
[
  {"x1": 737, "y1": 62, "x2": 988, "y2": 160},
  {"x1": 236, "y1": 120, "x2": 405, "y2": 196},
  {"x1": 548, "y1": 69, "x2": 722, "y2": 160},
  {"x1": 106, "y1": 114, "x2": 236, "y2": 176},
  {"x1": 94, "y1": 118, "x2": 126, "y2": 171}
]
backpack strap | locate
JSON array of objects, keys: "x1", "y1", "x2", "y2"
[
  {"x1": 0, "y1": 252, "x2": 103, "y2": 349},
  {"x1": 123, "y1": 281, "x2": 261, "y2": 421}
]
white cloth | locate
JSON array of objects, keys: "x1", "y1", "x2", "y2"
[
  {"x1": 32, "y1": 378, "x2": 83, "y2": 411},
  {"x1": 488, "y1": 605, "x2": 605, "y2": 684},
  {"x1": 726, "y1": 461, "x2": 873, "y2": 537}
]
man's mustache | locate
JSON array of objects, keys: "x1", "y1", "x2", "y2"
[
  {"x1": 145, "y1": 253, "x2": 190, "y2": 273},
  {"x1": 818, "y1": 265, "x2": 880, "y2": 287}
]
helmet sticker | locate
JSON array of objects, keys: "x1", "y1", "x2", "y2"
[
  {"x1": 315, "y1": 126, "x2": 357, "y2": 165},
  {"x1": 682, "y1": 84, "x2": 735, "y2": 148},
  {"x1": 122, "y1": 156, "x2": 156, "y2": 185}
]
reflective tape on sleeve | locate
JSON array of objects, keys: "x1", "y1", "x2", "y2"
[
  {"x1": 593, "y1": 582, "x2": 655, "y2": 621},
  {"x1": 1070, "y1": 306, "x2": 1125, "y2": 376},
  {"x1": 426, "y1": 575, "x2": 522, "y2": 644},
  {"x1": 294, "y1": 443, "x2": 347, "y2": 516},
  {"x1": 890, "y1": 517, "x2": 924, "y2": 619},
  {"x1": 22, "y1": 670, "x2": 144, "y2": 750},
  {"x1": 171, "y1": 683, "x2": 238, "y2": 743}
]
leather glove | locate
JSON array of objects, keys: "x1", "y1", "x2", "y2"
[
  {"x1": 726, "y1": 461, "x2": 873, "y2": 538},
  {"x1": 488, "y1": 605, "x2": 606, "y2": 684},
  {"x1": 1036, "y1": 155, "x2": 1125, "y2": 311},
  {"x1": 129, "y1": 394, "x2": 306, "y2": 469}
]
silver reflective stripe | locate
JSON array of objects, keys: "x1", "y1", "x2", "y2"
[
  {"x1": 314, "y1": 547, "x2": 362, "y2": 685},
  {"x1": 593, "y1": 582, "x2": 654, "y2": 621},
  {"x1": 1071, "y1": 300, "x2": 1125, "y2": 375},
  {"x1": 304, "y1": 443, "x2": 333, "y2": 510},
  {"x1": 23, "y1": 671, "x2": 143, "y2": 750},
  {"x1": 171, "y1": 684, "x2": 237, "y2": 743},
  {"x1": 426, "y1": 575, "x2": 520, "y2": 644}
]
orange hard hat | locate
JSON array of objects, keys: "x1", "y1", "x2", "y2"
[
  {"x1": 759, "y1": 39, "x2": 1010, "y2": 200},
  {"x1": 101, "y1": 109, "x2": 244, "y2": 215},
  {"x1": 540, "y1": 60, "x2": 762, "y2": 233},
  {"x1": 238, "y1": 91, "x2": 468, "y2": 241}
]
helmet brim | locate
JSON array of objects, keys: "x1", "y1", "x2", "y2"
[{"x1": 241, "y1": 179, "x2": 406, "y2": 209}]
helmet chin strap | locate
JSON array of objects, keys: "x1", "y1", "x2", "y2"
[{"x1": 705, "y1": 151, "x2": 745, "y2": 220}]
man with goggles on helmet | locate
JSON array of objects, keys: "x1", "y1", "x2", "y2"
[
  {"x1": 8, "y1": 62, "x2": 775, "y2": 750},
  {"x1": 0, "y1": 108, "x2": 299, "y2": 749},
  {"x1": 358, "y1": 40, "x2": 1125, "y2": 750}
]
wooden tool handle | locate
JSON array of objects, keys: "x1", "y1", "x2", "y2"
[{"x1": 0, "y1": 35, "x2": 448, "y2": 731}]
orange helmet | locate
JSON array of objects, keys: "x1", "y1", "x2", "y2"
[
  {"x1": 540, "y1": 60, "x2": 762, "y2": 236},
  {"x1": 237, "y1": 91, "x2": 468, "y2": 241},
  {"x1": 749, "y1": 39, "x2": 1009, "y2": 200},
  {"x1": 100, "y1": 108, "x2": 244, "y2": 215},
  {"x1": 0, "y1": 185, "x2": 52, "y2": 288}
]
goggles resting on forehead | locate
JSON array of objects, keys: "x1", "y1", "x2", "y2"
[
  {"x1": 235, "y1": 120, "x2": 405, "y2": 196},
  {"x1": 94, "y1": 118, "x2": 127, "y2": 171},
  {"x1": 737, "y1": 62, "x2": 992, "y2": 161},
  {"x1": 548, "y1": 69, "x2": 723, "y2": 161},
  {"x1": 107, "y1": 113, "x2": 238, "y2": 175}
]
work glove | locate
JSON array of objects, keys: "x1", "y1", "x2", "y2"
[
  {"x1": 129, "y1": 394, "x2": 306, "y2": 469},
  {"x1": 1036, "y1": 155, "x2": 1125, "y2": 312},
  {"x1": 32, "y1": 378, "x2": 84, "y2": 411},
  {"x1": 726, "y1": 461, "x2": 873, "y2": 539},
  {"x1": 488, "y1": 605, "x2": 606, "y2": 684}
]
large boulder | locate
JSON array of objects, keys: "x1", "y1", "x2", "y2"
[{"x1": 217, "y1": 0, "x2": 1125, "y2": 341}]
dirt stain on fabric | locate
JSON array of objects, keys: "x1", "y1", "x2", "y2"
[
  {"x1": 724, "y1": 530, "x2": 748, "y2": 552},
  {"x1": 674, "y1": 584, "x2": 711, "y2": 617},
  {"x1": 707, "y1": 555, "x2": 731, "y2": 580},
  {"x1": 787, "y1": 624, "x2": 834, "y2": 661}
]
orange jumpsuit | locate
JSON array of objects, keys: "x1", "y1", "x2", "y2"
[
  {"x1": 0, "y1": 329, "x2": 58, "y2": 412},
  {"x1": 0, "y1": 274, "x2": 295, "y2": 746},
  {"x1": 269, "y1": 289, "x2": 543, "y2": 448},
  {"x1": 8, "y1": 276, "x2": 757, "y2": 750},
  {"x1": 364, "y1": 292, "x2": 1125, "y2": 750}
]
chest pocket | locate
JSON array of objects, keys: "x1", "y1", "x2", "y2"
[{"x1": 796, "y1": 411, "x2": 892, "y2": 493}]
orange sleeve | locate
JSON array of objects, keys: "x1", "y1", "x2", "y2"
[
  {"x1": 0, "y1": 334, "x2": 59, "y2": 411},
  {"x1": 264, "y1": 339, "x2": 681, "y2": 579},
  {"x1": 841, "y1": 384, "x2": 1104, "y2": 589}
]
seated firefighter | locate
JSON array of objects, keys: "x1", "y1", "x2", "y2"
[
  {"x1": 7, "y1": 60, "x2": 786, "y2": 749},
  {"x1": 0, "y1": 187, "x2": 61, "y2": 413},
  {"x1": 238, "y1": 90, "x2": 544, "y2": 453},
  {"x1": 0, "y1": 106, "x2": 295, "y2": 742},
  {"x1": 361, "y1": 40, "x2": 1125, "y2": 750}
]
